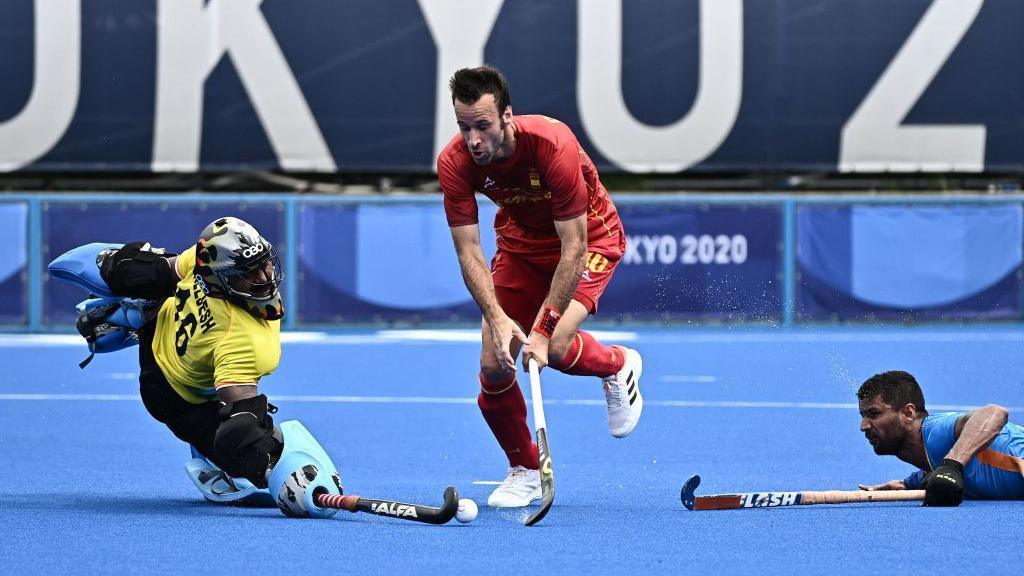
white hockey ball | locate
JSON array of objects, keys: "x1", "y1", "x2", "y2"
[{"x1": 456, "y1": 498, "x2": 478, "y2": 523}]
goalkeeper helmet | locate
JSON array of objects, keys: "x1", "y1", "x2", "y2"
[{"x1": 195, "y1": 217, "x2": 283, "y2": 320}]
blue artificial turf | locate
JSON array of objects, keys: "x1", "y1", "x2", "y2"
[{"x1": 1, "y1": 326, "x2": 1022, "y2": 574}]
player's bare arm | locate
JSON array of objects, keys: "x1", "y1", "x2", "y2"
[
  {"x1": 947, "y1": 404, "x2": 1009, "y2": 465},
  {"x1": 522, "y1": 214, "x2": 587, "y2": 371},
  {"x1": 216, "y1": 383, "x2": 259, "y2": 403},
  {"x1": 450, "y1": 223, "x2": 527, "y2": 370},
  {"x1": 546, "y1": 214, "x2": 588, "y2": 314}
]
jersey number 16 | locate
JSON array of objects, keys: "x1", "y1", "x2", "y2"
[{"x1": 173, "y1": 288, "x2": 198, "y2": 357}]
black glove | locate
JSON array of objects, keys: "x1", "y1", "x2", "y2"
[
  {"x1": 922, "y1": 458, "x2": 964, "y2": 507},
  {"x1": 99, "y1": 241, "x2": 178, "y2": 300}
]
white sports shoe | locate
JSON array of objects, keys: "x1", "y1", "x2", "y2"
[
  {"x1": 603, "y1": 347, "x2": 644, "y2": 438},
  {"x1": 487, "y1": 465, "x2": 542, "y2": 508}
]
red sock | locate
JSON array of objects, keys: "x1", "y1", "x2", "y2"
[
  {"x1": 552, "y1": 331, "x2": 625, "y2": 377},
  {"x1": 477, "y1": 373, "x2": 539, "y2": 469}
]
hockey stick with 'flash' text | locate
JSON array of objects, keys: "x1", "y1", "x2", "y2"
[{"x1": 681, "y1": 475, "x2": 925, "y2": 511}]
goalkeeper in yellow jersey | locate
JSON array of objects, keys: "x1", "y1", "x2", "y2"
[{"x1": 49, "y1": 216, "x2": 342, "y2": 517}]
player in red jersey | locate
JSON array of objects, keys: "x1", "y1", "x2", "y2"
[{"x1": 437, "y1": 66, "x2": 644, "y2": 508}]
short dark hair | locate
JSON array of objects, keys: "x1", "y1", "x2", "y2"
[
  {"x1": 856, "y1": 371, "x2": 928, "y2": 416},
  {"x1": 449, "y1": 66, "x2": 511, "y2": 115}
]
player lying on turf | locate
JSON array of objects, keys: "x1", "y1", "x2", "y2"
[
  {"x1": 857, "y1": 370, "x2": 1024, "y2": 506},
  {"x1": 48, "y1": 217, "x2": 343, "y2": 517},
  {"x1": 437, "y1": 65, "x2": 644, "y2": 508}
]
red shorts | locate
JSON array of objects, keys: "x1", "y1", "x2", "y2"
[{"x1": 491, "y1": 248, "x2": 620, "y2": 331}]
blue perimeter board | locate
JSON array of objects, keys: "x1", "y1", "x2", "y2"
[{"x1": 1, "y1": 326, "x2": 1022, "y2": 574}]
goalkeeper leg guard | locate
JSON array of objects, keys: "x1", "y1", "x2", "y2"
[
  {"x1": 74, "y1": 296, "x2": 159, "y2": 368},
  {"x1": 266, "y1": 421, "x2": 343, "y2": 518},
  {"x1": 47, "y1": 242, "x2": 123, "y2": 297},
  {"x1": 48, "y1": 241, "x2": 177, "y2": 299}
]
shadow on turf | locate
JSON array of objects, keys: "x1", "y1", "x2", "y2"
[
  {"x1": 6, "y1": 493, "x2": 277, "y2": 517},
  {"x1": 11, "y1": 492, "x2": 588, "y2": 525}
]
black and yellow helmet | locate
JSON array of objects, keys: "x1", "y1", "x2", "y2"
[{"x1": 195, "y1": 217, "x2": 283, "y2": 321}]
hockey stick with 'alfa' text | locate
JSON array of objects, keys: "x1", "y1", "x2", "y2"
[{"x1": 315, "y1": 486, "x2": 459, "y2": 524}]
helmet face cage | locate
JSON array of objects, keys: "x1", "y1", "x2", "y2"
[
  {"x1": 195, "y1": 217, "x2": 284, "y2": 321},
  {"x1": 220, "y1": 246, "x2": 283, "y2": 300}
]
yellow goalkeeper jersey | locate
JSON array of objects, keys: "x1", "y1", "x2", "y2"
[{"x1": 152, "y1": 246, "x2": 281, "y2": 404}]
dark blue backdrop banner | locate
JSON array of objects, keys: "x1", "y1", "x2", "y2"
[
  {"x1": 1, "y1": 0, "x2": 1020, "y2": 174},
  {"x1": 296, "y1": 201, "x2": 782, "y2": 323},
  {"x1": 297, "y1": 201, "x2": 497, "y2": 323},
  {"x1": 28, "y1": 197, "x2": 1024, "y2": 327},
  {"x1": 42, "y1": 202, "x2": 284, "y2": 325},
  {"x1": 796, "y1": 204, "x2": 1024, "y2": 321},
  {"x1": 0, "y1": 203, "x2": 27, "y2": 324},
  {"x1": 601, "y1": 204, "x2": 783, "y2": 321}
]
